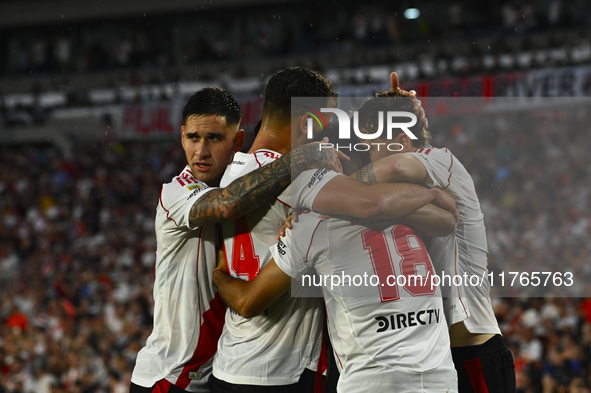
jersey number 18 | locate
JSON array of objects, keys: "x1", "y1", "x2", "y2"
[{"x1": 362, "y1": 225, "x2": 436, "y2": 302}]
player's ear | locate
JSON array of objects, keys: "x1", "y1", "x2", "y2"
[
  {"x1": 233, "y1": 129, "x2": 245, "y2": 152},
  {"x1": 396, "y1": 133, "x2": 412, "y2": 150},
  {"x1": 299, "y1": 114, "x2": 310, "y2": 137},
  {"x1": 181, "y1": 125, "x2": 186, "y2": 145}
]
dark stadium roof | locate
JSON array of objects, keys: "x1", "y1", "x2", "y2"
[{"x1": 0, "y1": 0, "x2": 303, "y2": 27}]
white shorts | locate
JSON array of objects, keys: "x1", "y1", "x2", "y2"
[{"x1": 337, "y1": 351, "x2": 458, "y2": 393}]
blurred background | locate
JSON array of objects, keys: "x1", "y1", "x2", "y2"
[{"x1": 1, "y1": 0, "x2": 591, "y2": 392}]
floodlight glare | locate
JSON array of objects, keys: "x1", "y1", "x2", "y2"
[{"x1": 404, "y1": 8, "x2": 420, "y2": 19}]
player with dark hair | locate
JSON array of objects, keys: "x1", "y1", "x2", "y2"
[
  {"x1": 178, "y1": 87, "x2": 243, "y2": 187},
  {"x1": 181, "y1": 87, "x2": 242, "y2": 132},
  {"x1": 347, "y1": 79, "x2": 516, "y2": 393},
  {"x1": 261, "y1": 66, "x2": 337, "y2": 117},
  {"x1": 210, "y1": 67, "x2": 459, "y2": 393},
  {"x1": 129, "y1": 86, "x2": 345, "y2": 393}
]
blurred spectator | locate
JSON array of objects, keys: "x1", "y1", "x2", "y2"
[
  {"x1": 53, "y1": 36, "x2": 72, "y2": 72},
  {"x1": 0, "y1": 141, "x2": 167, "y2": 392},
  {"x1": 1, "y1": 0, "x2": 589, "y2": 83}
]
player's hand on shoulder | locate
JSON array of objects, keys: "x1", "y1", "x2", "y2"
[
  {"x1": 278, "y1": 210, "x2": 306, "y2": 240},
  {"x1": 431, "y1": 187, "x2": 459, "y2": 224},
  {"x1": 293, "y1": 137, "x2": 350, "y2": 174},
  {"x1": 278, "y1": 213, "x2": 293, "y2": 240}
]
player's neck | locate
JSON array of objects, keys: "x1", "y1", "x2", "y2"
[
  {"x1": 401, "y1": 143, "x2": 420, "y2": 153},
  {"x1": 248, "y1": 124, "x2": 291, "y2": 156}
]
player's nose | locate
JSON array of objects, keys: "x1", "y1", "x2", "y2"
[{"x1": 194, "y1": 140, "x2": 211, "y2": 160}]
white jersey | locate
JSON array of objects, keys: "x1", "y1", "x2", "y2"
[
  {"x1": 213, "y1": 151, "x2": 339, "y2": 385},
  {"x1": 407, "y1": 146, "x2": 501, "y2": 334},
  {"x1": 271, "y1": 212, "x2": 457, "y2": 393},
  {"x1": 132, "y1": 166, "x2": 226, "y2": 392}
]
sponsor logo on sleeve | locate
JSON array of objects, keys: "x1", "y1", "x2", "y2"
[
  {"x1": 307, "y1": 168, "x2": 331, "y2": 188},
  {"x1": 186, "y1": 184, "x2": 205, "y2": 200},
  {"x1": 186, "y1": 184, "x2": 203, "y2": 191}
]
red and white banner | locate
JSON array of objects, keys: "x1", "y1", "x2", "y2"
[{"x1": 108, "y1": 65, "x2": 591, "y2": 138}]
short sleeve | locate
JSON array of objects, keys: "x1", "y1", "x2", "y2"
[
  {"x1": 270, "y1": 215, "x2": 329, "y2": 280},
  {"x1": 159, "y1": 178, "x2": 215, "y2": 230},
  {"x1": 291, "y1": 169, "x2": 341, "y2": 210},
  {"x1": 406, "y1": 147, "x2": 454, "y2": 189}
]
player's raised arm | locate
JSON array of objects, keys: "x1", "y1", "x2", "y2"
[
  {"x1": 189, "y1": 139, "x2": 345, "y2": 227},
  {"x1": 309, "y1": 175, "x2": 458, "y2": 222},
  {"x1": 389, "y1": 71, "x2": 429, "y2": 129},
  {"x1": 213, "y1": 259, "x2": 290, "y2": 318}
]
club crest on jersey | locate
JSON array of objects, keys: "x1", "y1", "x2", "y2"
[
  {"x1": 262, "y1": 152, "x2": 280, "y2": 159},
  {"x1": 176, "y1": 174, "x2": 199, "y2": 187}
]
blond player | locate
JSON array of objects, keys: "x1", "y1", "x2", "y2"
[{"x1": 348, "y1": 81, "x2": 516, "y2": 393}]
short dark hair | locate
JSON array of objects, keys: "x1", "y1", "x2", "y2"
[
  {"x1": 182, "y1": 87, "x2": 241, "y2": 126},
  {"x1": 356, "y1": 89, "x2": 431, "y2": 148},
  {"x1": 263, "y1": 67, "x2": 336, "y2": 124}
]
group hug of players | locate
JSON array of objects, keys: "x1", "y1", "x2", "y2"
[{"x1": 128, "y1": 67, "x2": 517, "y2": 393}]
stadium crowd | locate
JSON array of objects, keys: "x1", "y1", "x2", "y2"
[
  {"x1": 2, "y1": 0, "x2": 585, "y2": 77},
  {"x1": 1, "y1": 0, "x2": 589, "y2": 93},
  {"x1": 2, "y1": 1, "x2": 590, "y2": 134},
  {"x1": 0, "y1": 102, "x2": 590, "y2": 392}
]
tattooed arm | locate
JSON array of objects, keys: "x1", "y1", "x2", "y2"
[
  {"x1": 353, "y1": 163, "x2": 378, "y2": 185},
  {"x1": 189, "y1": 141, "x2": 345, "y2": 227},
  {"x1": 351, "y1": 154, "x2": 430, "y2": 185}
]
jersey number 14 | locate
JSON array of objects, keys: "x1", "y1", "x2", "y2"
[{"x1": 231, "y1": 217, "x2": 261, "y2": 281}]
